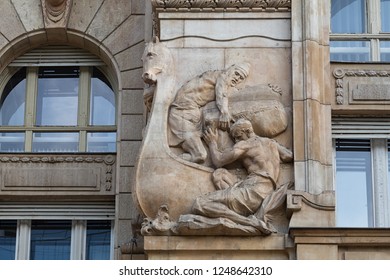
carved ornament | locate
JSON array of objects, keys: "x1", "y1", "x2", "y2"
[
  {"x1": 41, "y1": 0, "x2": 72, "y2": 27},
  {"x1": 151, "y1": 0, "x2": 291, "y2": 10},
  {"x1": 333, "y1": 68, "x2": 390, "y2": 105}
]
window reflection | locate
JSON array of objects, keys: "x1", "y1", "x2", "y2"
[
  {"x1": 335, "y1": 139, "x2": 373, "y2": 227},
  {"x1": 330, "y1": 41, "x2": 370, "y2": 62},
  {"x1": 90, "y1": 68, "x2": 115, "y2": 126},
  {"x1": 0, "y1": 220, "x2": 17, "y2": 260},
  {"x1": 0, "y1": 68, "x2": 26, "y2": 126},
  {"x1": 381, "y1": 0, "x2": 390, "y2": 32},
  {"x1": 30, "y1": 220, "x2": 71, "y2": 260},
  {"x1": 331, "y1": 0, "x2": 366, "y2": 34},
  {"x1": 87, "y1": 132, "x2": 116, "y2": 153},
  {"x1": 0, "y1": 132, "x2": 25, "y2": 152},
  {"x1": 32, "y1": 132, "x2": 79, "y2": 153},
  {"x1": 36, "y1": 67, "x2": 79, "y2": 126}
]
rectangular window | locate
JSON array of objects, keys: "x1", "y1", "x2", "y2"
[
  {"x1": 32, "y1": 132, "x2": 79, "y2": 153},
  {"x1": 0, "y1": 219, "x2": 113, "y2": 260},
  {"x1": 335, "y1": 139, "x2": 373, "y2": 227}
]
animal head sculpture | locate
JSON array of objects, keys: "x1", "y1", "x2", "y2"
[{"x1": 142, "y1": 37, "x2": 173, "y2": 85}]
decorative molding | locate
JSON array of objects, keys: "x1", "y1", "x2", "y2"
[
  {"x1": 333, "y1": 68, "x2": 390, "y2": 105},
  {"x1": 0, "y1": 154, "x2": 115, "y2": 165},
  {"x1": 151, "y1": 0, "x2": 291, "y2": 10},
  {"x1": 41, "y1": 0, "x2": 72, "y2": 27},
  {"x1": 333, "y1": 69, "x2": 345, "y2": 105}
]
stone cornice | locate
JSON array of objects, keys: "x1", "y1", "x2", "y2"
[{"x1": 151, "y1": 0, "x2": 291, "y2": 11}]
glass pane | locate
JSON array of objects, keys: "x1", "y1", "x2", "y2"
[
  {"x1": 90, "y1": 68, "x2": 115, "y2": 126},
  {"x1": 0, "y1": 220, "x2": 17, "y2": 260},
  {"x1": 87, "y1": 132, "x2": 116, "y2": 152},
  {"x1": 0, "y1": 68, "x2": 26, "y2": 126},
  {"x1": 335, "y1": 139, "x2": 373, "y2": 227},
  {"x1": 381, "y1": 0, "x2": 390, "y2": 32},
  {"x1": 0, "y1": 132, "x2": 24, "y2": 152},
  {"x1": 30, "y1": 220, "x2": 71, "y2": 260},
  {"x1": 86, "y1": 221, "x2": 111, "y2": 260},
  {"x1": 36, "y1": 67, "x2": 79, "y2": 126},
  {"x1": 32, "y1": 132, "x2": 79, "y2": 153},
  {"x1": 380, "y1": 41, "x2": 390, "y2": 61},
  {"x1": 330, "y1": 41, "x2": 370, "y2": 62},
  {"x1": 331, "y1": 0, "x2": 366, "y2": 33}
]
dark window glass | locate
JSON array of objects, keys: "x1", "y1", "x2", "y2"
[
  {"x1": 30, "y1": 220, "x2": 71, "y2": 260},
  {"x1": 86, "y1": 220, "x2": 111, "y2": 260},
  {"x1": 0, "y1": 220, "x2": 17, "y2": 260},
  {"x1": 0, "y1": 68, "x2": 26, "y2": 126}
]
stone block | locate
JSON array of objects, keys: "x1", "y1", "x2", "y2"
[
  {"x1": 86, "y1": 0, "x2": 132, "y2": 41},
  {"x1": 103, "y1": 15, "x2": 145, "y2": 55},
  {"x1": 121, "y1": 90, "x2": 144, "y2": 114},
  {"x1": 120, "y1": 141, "x2": 141, "y2": 166},
  {"x1": 68, "y1": 0, "x2": 104, "y2": 32},
  {"x1": 120, "y1": 114, "x2": 144, "y2": 141},
  {"x1": 297, "y1": 244, "x2": 337, "y2": 260},
  {"x1": 12, "y1": 0, "x2": 44, "y2": 32},
  {"x1": 118, "y1": 193, "x2": 139, "y2": 219},
  {"x1": 121, "y1": 68, "x2": 144, "y2": 89},
  {"x1": 0, "y1": 1, "x2": 25, "y2": 41},
  {"x1": 115, "y1": 41, "x2": 144, "y2": 71},
  {"x1": 118, "y1": 166, "x2": 135, "y2": 193},
  {"x1": 131, "y1": 0, "x2": 145, "y2": 14}
]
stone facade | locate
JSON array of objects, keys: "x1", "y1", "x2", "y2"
[{"x1": 0, "y1": 0, "x2": 389, "y2": 260}]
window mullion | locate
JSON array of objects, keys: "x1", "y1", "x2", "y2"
[
  {"x1": 78, "y1": 67, "x2": 91, "y2": 152},
  {"x1": 24, "y1": 67, "x2": 38, "y2": 152},
  {"x1": 371, "y1": 139, "x2": 389, "y2": 227},
  {"x1": 16, "y1": 219, "x2": 31, "y2": 260},
  {"x1": 71, "y1": 220, "x2": 86, "y2": 260}
]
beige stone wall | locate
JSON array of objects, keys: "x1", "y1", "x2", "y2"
[{"x1": 0, "y1": 0, "x2": 148, "y2": 259}]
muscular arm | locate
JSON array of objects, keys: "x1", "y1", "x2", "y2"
[
  {"x1": 277, "y1": 142, "x2": 293, "y2": 163},
  {"x1": 203, "y1": 128, "x2": 244, "y2": 168},
  {"x1": 215, "y1": 73, "x2": 230, "y2": 130}
]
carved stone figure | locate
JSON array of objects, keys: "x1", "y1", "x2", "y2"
[
  {"x1": 168, "y1": 63, "x2": 250, "y2": 164},
  {"x1": 142, "y1": 119, "x2": 293, "y2": 235},
  {"x1": 135, "y1": 39, "x2": 293, "y2": 236},
  {"x1": 192, "y1": 119, "x2": 293, "y2": 233}
]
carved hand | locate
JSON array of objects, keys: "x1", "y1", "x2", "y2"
[
  {"x1": 219, "y1": 112, "x2": 231, "y2": 131},
  {"x1": 203, "y1": 127, "x2": 218, "y2": 145}
]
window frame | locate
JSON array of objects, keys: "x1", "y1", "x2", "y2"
[
  {"x1": 332, "y1": 118, "x2": 390, "y2": 227},
  {"x1": 3, "y1": 219, "x2": 114, "y2": 260},
  {"x1": 330, "y1": 0, "x2": 390, "y2": 62},
  {"x1": 0, "y1": 65, "x2": 117, "y2": 153}
]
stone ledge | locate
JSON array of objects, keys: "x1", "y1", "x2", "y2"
[{"x1": 144, "y1": 235, "x2": 291, "y2": 259}]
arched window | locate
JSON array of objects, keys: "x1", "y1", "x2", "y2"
[{"x1": 0, "y1": 46, "x2": 116, "y2": 153}]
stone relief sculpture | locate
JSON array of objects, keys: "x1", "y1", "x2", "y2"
[
  {"x1": 134, "y1": 38, "x2": 293, "y2": 236},
  {"x1": 168, "y1": 63, "x2": 250, "y2": 163}
]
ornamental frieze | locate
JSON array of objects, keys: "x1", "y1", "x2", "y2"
[{"x1": 151, "y1": 0, "x2": 291, "y2": 10}]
